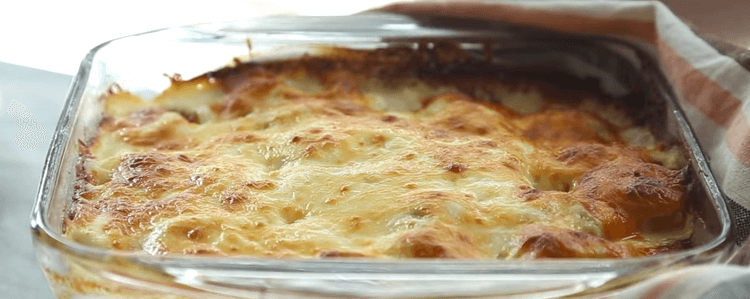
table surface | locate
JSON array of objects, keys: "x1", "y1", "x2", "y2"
[{"x1": 0, "y1": 61, "x2": 70, "y2": 299}]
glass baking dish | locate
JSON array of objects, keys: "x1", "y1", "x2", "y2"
[{"x1": 31, "y1": 14, "x2": 736, "y2": 299}]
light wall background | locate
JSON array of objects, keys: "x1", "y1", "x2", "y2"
[{"x1": 1, "y1": 0, "x2": 748, "y2": 75}]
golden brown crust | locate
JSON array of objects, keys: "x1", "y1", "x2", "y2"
[
  {"x1": 318, "y1": 250, "x2": 367, "y2": 258},
  {"x1": 516, "y1": 225, "x2": 634, "y2": 258},
  {"x1": 64, "y1": 46, "x2": 691, "y2": 259},
  {"x1": 396, "y1": 225, "x2": 483, "y2": 259},
  {"x1": 572, "y1": 158, "x2": 686, "y2": 239}
]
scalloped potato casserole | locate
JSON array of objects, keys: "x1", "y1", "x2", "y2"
[{"x1": 64, "y1": 46, "x2": 693, "y2": 259}]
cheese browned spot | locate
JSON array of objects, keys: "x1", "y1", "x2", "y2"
[
  {"x1": 64, "y1": 47, "x2": 692, "y2": 259},
  {"x1": 515, "y1": 225, "x2": 634, "y2": 259},
  {"x1": 572, "y1": 158, "x2": 686, "y2": 239}
]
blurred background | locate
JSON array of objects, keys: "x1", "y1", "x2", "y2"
[
  {"x1": 0, "y1": 1, "x2": 747, "y2": 298},
  {"x1": 0, "y1": 0, "x2": 748, "y2": 75}
]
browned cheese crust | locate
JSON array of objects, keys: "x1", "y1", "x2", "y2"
[{"x1": 64, "y1": 45, "x2": 692, "y2": 259}]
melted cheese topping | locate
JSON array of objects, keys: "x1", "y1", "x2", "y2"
[{"x1": 65, "y1": 50, "x2": 691, "y2": 259}]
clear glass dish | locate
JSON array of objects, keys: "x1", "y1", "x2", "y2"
[{"x1": 31, "y1": 14, "x2": 735, "y2": 299}]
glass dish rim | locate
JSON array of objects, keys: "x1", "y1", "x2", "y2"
[{"x1": 30, "y1": 15, "x2": 734, "y2": 273}]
